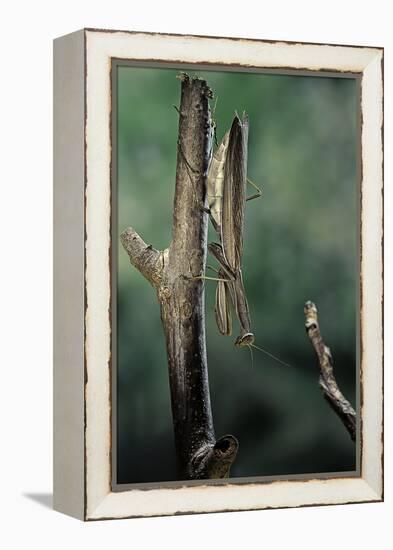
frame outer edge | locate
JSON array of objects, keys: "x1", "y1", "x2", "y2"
[{"x1": 53, "y1": 29, "x2": 86, "y2": 521}]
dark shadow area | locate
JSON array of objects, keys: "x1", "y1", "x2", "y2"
[{"x1": 23, "y1": 493, "x2": 53, "y2": 509}]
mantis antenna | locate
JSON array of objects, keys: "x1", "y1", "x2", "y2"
[{"x1": 250, "y1": 343, "x2": 293, "y2": 369}]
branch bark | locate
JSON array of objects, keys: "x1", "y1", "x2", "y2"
[
  {"x1": 304, "y1": 301, "x2": 356, "y2": 441},
  {"x1": 121, "y1": 74, "x2": 238, "y2": 479}
]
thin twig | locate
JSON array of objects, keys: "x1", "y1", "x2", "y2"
[{"x1": 304, "y1": 301, "x2": 356, "y2": 441}]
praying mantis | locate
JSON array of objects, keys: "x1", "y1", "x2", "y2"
[
  {"x1": 202, "y1": 112, "x2": 292, "y2": 368},
  {"x1": 205, "y1": 112, "x2": 259, "y2": 348}
]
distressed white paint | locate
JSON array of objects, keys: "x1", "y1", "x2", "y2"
[
  {"x1": 85, "y1": 34, "x2": 112, "y2": 514},
  {"x1": 359, "y1": 52, "x2": 384, "y2": 497},
  {"x1": 87, "y1": 30, "x2": 378, "y2": 72},
  {"x1": 88, "y1": 477, "x2": 378, "y2": 519},
  {"x1": 84, "y1": 29, "x2": 383, "y2": 520}
]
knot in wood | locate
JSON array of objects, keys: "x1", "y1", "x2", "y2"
[
  {"x1": 158, "y1": 285, "x2": 172, "y2": 301},
  {"x1": 181, "y1": 300, "x2": 193, "y2": 319},
  {"x1": 189, "y1": 249, "x2": 204, "y2": 275}
]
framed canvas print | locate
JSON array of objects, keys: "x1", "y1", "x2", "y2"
[{"x1": 53, "y1": 28, "x2": 383, "y2": 521}]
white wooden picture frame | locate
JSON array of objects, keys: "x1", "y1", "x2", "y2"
[{"x1": 53, "y1": 28, "x2": 383, "y2": 521}]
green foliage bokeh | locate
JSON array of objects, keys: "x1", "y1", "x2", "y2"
[{"x1": 116, "y1": 66, "x2": 358, "y2": 483}]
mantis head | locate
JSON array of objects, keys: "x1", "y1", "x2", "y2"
[{"x1": 234, "y1": 332, "x2": 255, "y2": 347}]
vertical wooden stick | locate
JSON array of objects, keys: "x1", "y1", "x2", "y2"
[{"x1": 121, "y1": 75, "x2": 238, "y2": 479}]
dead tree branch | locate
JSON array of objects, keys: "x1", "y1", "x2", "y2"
[
  {"x1": 304, "y1": 301, "x2": 356, "y2": 441},
  {"x1": 121, "y1": 74, "x2": 238, "y2": 479}
]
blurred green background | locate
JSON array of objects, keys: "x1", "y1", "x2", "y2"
[{"x1": 116, "y1": 65, "x2": 358, "y2": 484}]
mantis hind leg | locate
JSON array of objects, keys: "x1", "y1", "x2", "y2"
[
  {"x1": 246, "y1": 177, "x2": 262, "y2": 201},
  {"x1": 191, "y1": 275, "x2": 230, "y2": 283}
]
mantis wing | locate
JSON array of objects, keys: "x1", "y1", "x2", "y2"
[{"x1": 221, "y1": 113, "x2": 249, "y2": 272}]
